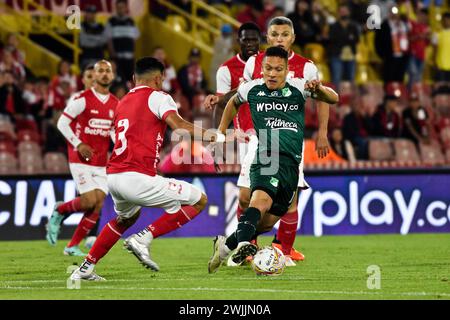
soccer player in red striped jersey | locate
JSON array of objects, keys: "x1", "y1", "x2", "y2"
[
  {"x1": 70, "y1": 57, "x2": 222, "y2": 281},
  {"x1": 205, "y1": 17, "x2": 331, "y2": 266},
  {"x1": 46, "y1": 60, "x2": 118, "y2": 257}
]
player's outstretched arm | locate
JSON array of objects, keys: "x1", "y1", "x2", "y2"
[
  {"x1": 305, "y1": 80, "x2": 339, "y2": 105},
  {"x1": 218, "y1": 93, "x2": 242, "y2": 134},
  {"x1": 165, "y1": 112, "x2": 223, "y2": 143}
]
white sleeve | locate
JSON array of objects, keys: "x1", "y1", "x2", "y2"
[
  {"x1": 62, "y1": 96, "x2": 86, "y2": 120},
  {"x1": 57, "y1": 97, "x2": 86, "y2": 148},
  {"x1": 57, "y1": 114, "x2": 82, "y2": 148},
  {"x1": 148, "y1": 91, "x2": 179, "y2": 120},
  {"x1": 237, "y1": 80, "x2": 258, "y2": 103},
  {"x1": 243, "y1": 55, "x2": 256, "y2": 81},
  {"x1": 216, "y1": 66, "x2": 231, "y2": 94},
  {"x1": 288, "y1": 78, "x2": 311, "y2": 100},
  {"x1": 303, "y1": 62, "x2": 320, "y2": 81}
]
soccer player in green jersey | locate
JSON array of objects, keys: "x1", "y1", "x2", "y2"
[{"x1": 208, "y1": 47, "x2": 338, "y2": 273}]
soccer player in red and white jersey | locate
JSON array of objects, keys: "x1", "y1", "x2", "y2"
[
  {"x1": 46, "y1": 60, "x2": 118, "y2": 257},
  {"x1": 205, "y1": 17, "x2": 331, "y2": 266},
  {"x1": 70, "y1": 57, "x2": 222, "y2": 281}
]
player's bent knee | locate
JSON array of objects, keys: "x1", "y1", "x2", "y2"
[
  {"x1": 238, "y1": 189, "x2": 250, "y2": 209},
  {"x1": 117, "y1": 210, "x2": 140, "y2": 228}
]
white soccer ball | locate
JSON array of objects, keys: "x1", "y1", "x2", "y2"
[{"x1": 251, "y1": 246, "x2": 286, "y2": 276}]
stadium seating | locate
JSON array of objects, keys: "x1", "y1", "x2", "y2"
[
  {"x1": 419, "y1": 141, "x2": 445, "y2": 165},
  {"x1": 0, "y1": 152, "x2": 17, "y2": 174},
  {"x1": 166, "y1": 15, "x2": 188, "y2": 32},
  {"x1": 369, "y1": 139, "x2": 394, "y2": 161},
  {"x1": 18, "y1": 141, "x2": 41, "y2": 154},
  {"x1": 0, "y1": 141, "x2": 16, "y2": 155},
  {"x1": 43, "y1": 152, "x2": 69, "y2": 174},
  {"x1": 17, "y1": 130, "x2": 40, "y2": 144},
  {"x1": 303, "y1": 43, "x2": 326, "y2": 64},
  {"x1": 393, "y1": 139, "x2": 421, "y2": 163}
]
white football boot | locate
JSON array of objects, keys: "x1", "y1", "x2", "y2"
[
  {"x1": 208, "y1": 235, "x2": 230, "y2": 273},
  {"x1": 70, "y1": 260, "x2": 106, "y2": 281},
  {"x1": 124, "y1": 234, "x2": 160, "y2": 271}
]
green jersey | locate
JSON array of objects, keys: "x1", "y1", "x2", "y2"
[{"x1": 236, "y1": 78, "x2": 311, "y2": 165}]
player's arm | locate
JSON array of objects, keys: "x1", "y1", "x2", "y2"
[
  {"x1": 165, "y1": 113, "x2": 223, "y2": 143},
  {"x1": 57, "y1": 97, "x2": 94, "y2": 161},
  {"x1": 305, "y1": 80, "x2": 339, "y2": 105},
  {"x1": 218, "y1": 93, "x2": 241, "y2": 134}
]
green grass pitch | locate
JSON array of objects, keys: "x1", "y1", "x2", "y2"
[{"x1": 1, "y1": 234, "x2": 449, "y2": 300}]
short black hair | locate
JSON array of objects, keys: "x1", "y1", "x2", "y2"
[
  {"x1": 268, "y1": 16, "x2": 294, "y2": 32},
  {"x1": 116, "y1": 0, "x2": 127, "y2": 5},
  {"x1": 82, "y1": 63, "x2": 95, "y2": 75},
  {"x1": 238, "y1": 22, "x2": 261, "y2": 38},
  {"x1": 264, "y1": 46, "x2": 289, "y2": 62},
  {"x1": 134, "y1": 57, "x2": 164, "y2": 76}
]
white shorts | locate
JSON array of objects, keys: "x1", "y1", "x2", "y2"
[
  {"x1": 236, "y1": 135, "x2": 310, "y2": 189},
  {"x1": 69, "y1": 163, "x2": 108, "y2": 195},
  {"x1": 107, "y1": 171, "x2": 202, "y2": 218}
]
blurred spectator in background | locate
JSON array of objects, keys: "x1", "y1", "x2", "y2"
[
  {"x1": 50, "y1": 60, "x2": 78, "y2": 95},
  {"x1": 287, "y1": 0, "x2": 316, "y2": 48},
  {"x1": 432, "y1": 12, "x2": 450, "y2": 84},
  {"x1": 0, "y1": 46, "x2": 26, "y2": 85},
  {"x1": 375, "y1": 5, "x2": 410, "y2": 84},
  {"x1": 407, "y1": 8, "x2": 430, "y2": 89},
  {"x1": 5, "y1": 33, "x2": 25, "y2": 65},
  {"x1": 209, "y1": 24, "x2": 234, "y2": 93},
  {"x1": 327, "y1": 5, "x2": 360, "y2": 89},
  {"x1": 159, "y1": 140, "x2": 216, "y2": 174},
  {"x1": 310, "y1": 1, "x2": 328, "y2": 43},
  {"x1": 369, "y1": 0, "x2": 396, "y2": 22},
  {"x1": 329, "y1": 127, "x2": 349, "y2": 160},
  {"x1": 372, "y1": 95, "x2": 402, "y2": 138},
  {"x1": 349, "y1": 0, "x2": 369, "y2": 28},
  {"x1": 24, "y1": 76, "x2": 49, "y2": 127},
  {"x1": 0, "y1": 71, "x2": 25, "y2": 119},
  {"x1": 402, "y1": 94, "x2": 433, "y2": 145},
  {"x1": 47, "y1": 79, "x2": 73, "y2": 113},
  {"x1": 106, "y1": 0, "x2": 140, "y2": 82},
  {"x1": 152, "y1": 46, "x2": 179, "y2": 93},
  {"x1": 43, "y1": 110, "x2": 66, "y2": 154},
  {"x1": 237, "y1": 0, "x2": 272, "y2": 34},
  {"x1": 79, "y1": 5, "x2": 107, "y2": 70},
  {"x1": 178, "y1": 48, "x2": 208, "y2": 107},
  {"x1": 343, "y1": 105, "x2": 373, "y2": 159}
]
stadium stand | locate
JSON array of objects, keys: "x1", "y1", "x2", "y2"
[{"x1": 0, "y1": 0, "x2": 449, "y2": 175}]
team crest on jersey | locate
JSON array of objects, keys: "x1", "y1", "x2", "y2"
[
  {"x1": 270, "y1": 177, "x2": 279, "y2": 187},
  {"x1": 282, "y1": 88, "x2": 292, "y2": 97}
]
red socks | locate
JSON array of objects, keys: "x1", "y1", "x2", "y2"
[
  {"x1": 86, "y1": 218, "x2": 129, "y2": 264},
  {"x1": 57, "y1": 197, "x2": 82, "y2": 215},
  {"x1": 147, "y1": 205, "x2": 200, "y2": 239},
  {"x1": 67, "y1": 211, "x2": 99, "y2": 248},
  {"x1": 236, "y1": 206, "x2": 244, "y2": 221},
  {"x1": 277, "y1": 210, "x2": 299, "y2": 255}
]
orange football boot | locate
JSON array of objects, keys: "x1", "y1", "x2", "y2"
[{"x1": 272, "y1": 242, "x2": 305, "y2": 261}]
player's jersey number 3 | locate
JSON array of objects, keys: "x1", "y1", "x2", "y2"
[{"x1": 115, "y1": 119, "x2": 129, "y2": 156}]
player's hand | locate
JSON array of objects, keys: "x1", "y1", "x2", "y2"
[
  {"x1": 203, "y1": 94, "x2": 220, "y2": 110},
  {"x1": 77, "y1": 143, "x2": 94, "y2": 161},
  {"x1": 315, "y1": 133, "x2": 330, "y2": 159},
  {"x1": 304, "y1": 80, "x2": 322, "y2": 93}
]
